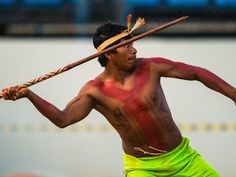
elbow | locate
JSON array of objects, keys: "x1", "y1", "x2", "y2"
[
  {"x1": 189, "y1": 68, "x2": 199, "y2": 80},
  {"x1": 55, "y1": 115, "x2": 82, "y2": 129},
  {"x1": 56, "y1": 118, "x2": 72, "y2": 128},
  {"x1": 54, "y1": 115, "x2": 70, "y2": 129},
  {"x1": 56, "y1": 122, "x2": 68, "y2": 129},
  {"x1": 53, "y1": 111, "x2": 87, "y2": 129}
]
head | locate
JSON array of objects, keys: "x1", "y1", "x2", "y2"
[{"x1": 93, "y1": 22, "x2": 134, "y2": 67}]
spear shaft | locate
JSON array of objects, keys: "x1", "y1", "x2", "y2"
[{"x1": 0, "y1": 16, "x2": 188, "y2": 99}]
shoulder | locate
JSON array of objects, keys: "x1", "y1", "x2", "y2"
[
  {"x1": 141, "y1": 57, "x2": 173, "y2": 65},
  {"x1": 82, "y1": 79, "x2": 104, "y2": 91},
  {"x1": 78, "y1": 79, "x2": 102, "y2": 96},
  {"x1": 136, "y1": 57, "x2": 173, "y2": 70},
  {"x1": 76, "y1": 79, "x2": 104, "y2": 104},
  {"x1": 137, "y1": 57, "x2": 179, "y2": 76},
  {"x1": 86, "y1": 79, "x2": 103, "y2": 87}
]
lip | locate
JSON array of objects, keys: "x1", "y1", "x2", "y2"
[
  {"x1": 131, "y1": 55, "x2": 136, "y2": 59},
  {"x1": 129, "y1": 55, "x2": 136, "y2": 60},
  {"x1": 128, "y1": 60, "x2": 135, "y2": 64}
]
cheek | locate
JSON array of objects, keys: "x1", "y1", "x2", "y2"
[
  {"x1": 115, "y1": 48, "x2": 130, "y2": 64},
  {"x1": 120, "y1": 50, "x2": 129, "y2": 60}
]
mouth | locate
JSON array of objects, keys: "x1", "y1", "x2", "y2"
[
  {"x1": 128, "y1": 59, "x2": 135, "y2": 64},
  {"x1": 128, "y1": 55, "x2": 136, "y2": 63}
]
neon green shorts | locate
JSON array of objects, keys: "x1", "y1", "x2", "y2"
[{"x1": 124, "y1": 137, "x2": 220, "y2": 177}]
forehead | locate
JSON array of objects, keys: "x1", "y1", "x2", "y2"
[{"x1": 120, "y1": 39, "x2": 134, "y2": 45}]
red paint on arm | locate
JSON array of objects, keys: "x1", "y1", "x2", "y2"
[
  {"x1": 194, "y1": 66, "x2": 236, "y2": 101},
  {"x1": 150, "y1": 57, "x2": 235, "y2": 100}
]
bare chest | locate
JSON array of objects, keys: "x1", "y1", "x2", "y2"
[{"x1": 95, "y1": 69, "x2": 160, "y2": 114}]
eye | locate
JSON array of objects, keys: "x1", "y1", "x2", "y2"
[{"x1": 123, "y1": 43, "x2": 134, "y2": 49}]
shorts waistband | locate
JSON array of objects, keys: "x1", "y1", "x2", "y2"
[{"x1": 124, "y1": 137, "x2": 189, "y2": 160}]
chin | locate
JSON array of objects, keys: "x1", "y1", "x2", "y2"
[{"x1": 127, "y1": 63, "x2": 136, "y2": 71}]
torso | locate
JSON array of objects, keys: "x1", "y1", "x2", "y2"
[{"x1": 86, "y1": 58, "x2": 182, "y2": 157}]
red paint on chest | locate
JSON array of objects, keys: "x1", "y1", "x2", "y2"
[{"x1": 89, "y1": 64, "x2": 159, "y2": 145}]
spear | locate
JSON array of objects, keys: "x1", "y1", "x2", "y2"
[{"x1": 0, "y1": 16, "x2": 189, "y2": 99}]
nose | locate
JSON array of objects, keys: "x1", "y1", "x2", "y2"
[{"x1": 130, "y1": 46, "x2": 137, "y2": 55}]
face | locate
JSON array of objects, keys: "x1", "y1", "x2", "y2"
[{"x1": 109, "y1": 40, "x2": 137, "y2": 71}]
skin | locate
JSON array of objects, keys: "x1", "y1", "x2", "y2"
[{"x1": 2, "y1": 41, "x2": 236, "y2": 157}]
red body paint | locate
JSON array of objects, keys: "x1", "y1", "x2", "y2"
[
  {"x1": 89, "y1": 57, "x2": 232, "y2": 146},
  {"x1": 89, "y1": 60, "x2": 161, "y2": 145}
]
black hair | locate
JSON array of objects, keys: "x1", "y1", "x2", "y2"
[{"x1": 93, "y1": 22, "x2": 132, "y2": 67}]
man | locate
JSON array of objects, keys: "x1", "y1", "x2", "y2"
[{"x1": 2, "y1": 22, "x2": 236, "y2": 177}]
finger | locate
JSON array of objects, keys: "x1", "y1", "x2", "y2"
[
  {"x1": 2, "y1": 88, "x2": 10, "y2": 98},
  {"x1": 19, "y1": 85, "x2": 27, "y2": 89},
  {"x1": 8, "y1": 87, "x2": 18, "y2": 100},
  {"x1": 2, "y1": 91, "x2": 11, "y2": 100},
  {"x1": 13, "y1": 95, "x2": 18, "y2": 101},
  {"x1": 2, "y1": 88, "x2": 9, "y2": 93},
  {"x1": 15, "y1": 92, "x2": 20, "y2": 97},
  {"x1": 18, "y1": 85, "x2": 27, "y2": 93},
  {"x1": 1, "y1": 87, "x2": 17, "y2": 100}
]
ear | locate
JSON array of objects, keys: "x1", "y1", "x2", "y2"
[{"x1": 105, "y1": 52, "x2": 112, "y2": 60}]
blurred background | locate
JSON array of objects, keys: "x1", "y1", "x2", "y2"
[
  {"x1": 0, "y1": 0, "x2": 236, "y2": 177},
  {"x1": 0, "y1": 0, "x2": 236, "y2": 37}
]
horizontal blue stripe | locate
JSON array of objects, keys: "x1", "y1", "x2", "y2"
[
  {"x1": 23, "y1": 0, "x2": 63, "y2": 6},
  {"x1": 0, "y1": 0, "x2": 15, "y2": 6},
  {"x1": 167, "y1": 0, "x2": 209, "y2": 7},
  {"x1": 215, "y1": 0, "x2": 236, "y2": 7},
  {"x1": 127, "y1": 0, "x2": 161, "y2": 6}
]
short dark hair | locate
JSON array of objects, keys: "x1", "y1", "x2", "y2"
[{"x1": 93, "y1": 22, "x2": 132, "y2": 67}]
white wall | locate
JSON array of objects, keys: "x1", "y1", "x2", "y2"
[{"x1": 0, "y1": 38, "x2": 235, "y2": 177}]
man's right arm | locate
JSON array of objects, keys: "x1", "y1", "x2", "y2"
[{"x1": 2, "y1": 85, "x2": 95, "y2": 128}]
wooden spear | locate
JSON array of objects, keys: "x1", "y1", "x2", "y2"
[{"x1": 0, "y1": 16, "x2": 188, "y2": 99}]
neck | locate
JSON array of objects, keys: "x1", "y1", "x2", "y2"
[{"x1": 104, "y1": 66, "x2": 134, "y2": 85}]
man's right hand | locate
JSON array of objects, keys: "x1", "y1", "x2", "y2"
[{"x1": 2, "y1": 85, "x2": 29, "y2": 101}]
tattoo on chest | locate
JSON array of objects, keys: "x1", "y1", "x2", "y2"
[
  {"x1": 150, "y1": 92, "x2": 158, "y2": 104},
  {"x1": 112, "y1": 107, "x2": 131, "y2": 131},
  {"x1": 113, "y1": 107, "x2": 124, "y2": 118},
  {"x1": 146, "y1": 92, "x2": 177, "y2": 131},
  {"x1": 112, "y1": 106, "x2": 148, "y2": 144}
]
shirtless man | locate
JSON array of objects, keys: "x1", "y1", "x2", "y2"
[{"x1": 2, "y1": 22, "x2": 236, "y2": 177}]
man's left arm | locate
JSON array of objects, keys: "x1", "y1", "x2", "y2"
[
  {"x1": 192, "y1": 66, "x2": 236, "y2": 104},
  {"x1": 152, "y1": 57, "x2": 236, "y2": 104}
]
